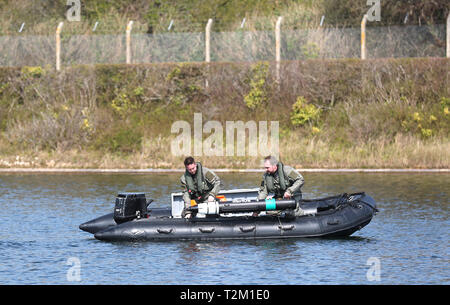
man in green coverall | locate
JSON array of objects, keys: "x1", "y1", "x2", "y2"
[
  {"x1": 255, "y1": 155, "x2": 305, "y2": 217},
  {"x1": 180, "y1": 156, "x2": 221, "y2": 218}
]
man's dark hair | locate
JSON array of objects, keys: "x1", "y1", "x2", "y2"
[{"x1": 184, "y1": 156, "x2": 195, "y2": 166}]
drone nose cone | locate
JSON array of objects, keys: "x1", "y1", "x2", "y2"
[
  {"x1": 79, "y1": 213, "x2": 116, "y2": 234},
  {"x1": 79, "y1": 220, "x2": 96, "y2": 233}
]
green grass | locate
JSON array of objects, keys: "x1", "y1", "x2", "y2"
[{"x1": 1, "y1": 0, "x2": 448, "y2": 35}]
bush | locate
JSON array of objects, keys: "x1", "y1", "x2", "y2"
[
  {"x1": 165, "y1": 64, "x2": 206, "y2": 105},
  {"x1": 290, "y1": 96, "x2": 321, "y2": 126},
  {"x1": 243, "y1": 62, "x2": 269, "y2": 110}
]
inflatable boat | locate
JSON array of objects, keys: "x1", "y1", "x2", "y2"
[{"x1": 80, "y1": 189, "x2": 378, "y2": 241}]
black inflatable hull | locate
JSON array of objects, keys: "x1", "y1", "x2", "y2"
[
  {"x1": 81, "y1": 193, "x2": 377, "y2": 242},
  {"x1": 79, "y1": 208, "x2": 171, "y2": 234}
]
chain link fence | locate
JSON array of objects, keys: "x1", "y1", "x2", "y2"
[{"x1": 0, "y1": 22, "x2": 447, "y2": 67}]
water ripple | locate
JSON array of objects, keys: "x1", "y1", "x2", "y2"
[{"x1": 0, "y1": 172, "x2": 448, "y2": 284}]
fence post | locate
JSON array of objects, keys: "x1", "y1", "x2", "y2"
[
  {"x1": 447, "y1": 14, "x2": 450, "y2": 58},
  {"x1": 55, "y1": 22, "x2": 64, "y2": 71},
  {"x1": 361, "y1": 14, "x2": 367, "y2": 60},
  {"x1": 205, "y1": 19, "x2": 213, "y2": 89},
  {"x1": 275, "y1": 16, "x2": 283, "y2": 83},
  {"x1": 126, "y1": 20, "x2": 134, "y2": 64},
  {"x1": 205, "y1": 18, "x2": 213, "y2": 62}
]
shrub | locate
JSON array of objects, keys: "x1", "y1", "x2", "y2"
[
  {"x1": 21, "y1": 66, "x2": 45, "y2": 78},
  {"x1": 243, "y1": 62, "x2": 269, "y2": 110},
  {"x1": 110, "y1": 89, "x2": 137, "y2": 117},
  {"x1": 290, "y1": 96, "x2": 321, "y2": 126},
  {"x1": 165, "y1": 64, "x2": 205, "y2": 105}
]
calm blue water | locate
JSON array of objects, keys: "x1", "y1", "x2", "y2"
[{"x1": 0, "y1": 172, "x2": 448, "y2": 285}]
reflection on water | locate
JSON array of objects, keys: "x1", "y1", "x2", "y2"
[{"x1": 0, "y1": 172, "x2": 448, "y2": 284}]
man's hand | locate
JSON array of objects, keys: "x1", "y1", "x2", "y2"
[{"x1": 283, "y1": 191, "x2": 292, "y2": 199}]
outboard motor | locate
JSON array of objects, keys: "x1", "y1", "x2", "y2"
[{"x1": 113, "y1": 192, "x2": 149, "y2": 224}]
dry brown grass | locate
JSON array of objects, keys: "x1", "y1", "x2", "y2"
[{"x1": 1, "y1": 132, "x2": 448, "y2": 169}]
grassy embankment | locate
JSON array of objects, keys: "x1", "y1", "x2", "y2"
[
  {"x1": 0, "y1": 58, "x2": 448, "y2": 169},
  {"x1": 0, "y1": 0, "x2": 448, "y2": 169}
]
